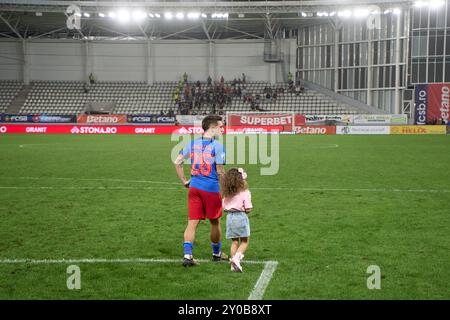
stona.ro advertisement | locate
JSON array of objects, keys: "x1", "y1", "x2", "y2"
[{"x1": 0, "y1": 124, "x2": 286, "y2": 135}]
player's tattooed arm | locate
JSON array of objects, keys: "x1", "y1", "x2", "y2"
[
  {"x1": 174, "y1": 154, "x2": 190, "y2": 188},
  {"x1": 216, "y1": 164, "x2": 225, "y2": 176},
  {"x1": 216, "y1": 164, "x2": 225, "y2": 182}
]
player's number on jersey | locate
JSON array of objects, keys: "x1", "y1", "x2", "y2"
[
  {"x1": 191, "y1": 162, "x2": 212, "y2": 176},
  {"x1": 190, "y1": 153, "x2": 212, "y2": 176}
]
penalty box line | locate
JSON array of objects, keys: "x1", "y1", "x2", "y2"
[{"x1": 0, "y1": 258, "x2": 279, "y2": 300}]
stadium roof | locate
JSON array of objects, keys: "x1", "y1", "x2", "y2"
[{"x1": 0, "y1": 0, "x2": 412, "y2": 41}]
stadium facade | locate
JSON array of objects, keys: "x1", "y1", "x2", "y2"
[{"x1": 0, "y1": 0, "x2": 449, "y2": 116}]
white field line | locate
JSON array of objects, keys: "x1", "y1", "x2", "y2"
[
  {"x1": 308, "y1": 144, "x2": 339, "y2": 148},
  {"x1": 0, "y1": 177, "x2": 179, "y2": 185},
  {"x1": 0, "y1": 185, "x2": 449, "y2": 193},
  {"x1": 0, "y1": 177, "x2": 449, "y2": 193},
  {"x1": 248, "y1": 261, "x2": 279, "y2": 300},
  {"x1": 0, "y1": 258, "x2": 279, "y2": 300},
  {"x1": 0, "y1": 186, "x2": 180, "y2": 190},
  {"x1": 0, "y1": 258, "x2": 272, "y2": 265},
  {"x1": 252, "y1": 187, "x2": 450, "y2": 193}
]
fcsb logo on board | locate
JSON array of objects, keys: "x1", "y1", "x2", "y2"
[{"x1": 0, "y1": 126, "x2": 7, "y2": 133}]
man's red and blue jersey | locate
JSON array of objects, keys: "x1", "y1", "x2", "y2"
[{"x1": 180, "y1": 137, "x2": 225, "y2": 193}]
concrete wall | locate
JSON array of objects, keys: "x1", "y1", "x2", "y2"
[
  {"x1": 28, "y1": 41, "x2": 85, "y2": 81},
  {"x1": 0, "y1": 39, "x2": 295, "y2": 83},
  {"x1": 0, "y1": 41, "x2": 22, "y2": 80}
]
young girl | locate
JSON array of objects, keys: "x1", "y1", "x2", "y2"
[{"x1": 221, "y1": 167, "x2": 252, "y2": 272}]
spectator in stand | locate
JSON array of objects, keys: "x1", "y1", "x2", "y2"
[
  {"x1": 242, "y1": 73, "x2": 246, "y2": 83},
  {"x1": 287, "y1": 71, "x2": 293, "y2": 83},
  {"x1": 208, "y1": 91, "x2": 214, "y2": 104},
  {"x1": 89, "y1": 73, "x2": 95, "y2": 84},
  {"x1": 174, "y1": 76, "x2": 238, "y2": 116},
  {"x1": 160, "y1": 109, "x2": 166, "y2": 116},
  {"x1": 232, "y1": 78, "x2": 237, "y2": 87},
  {"x1": 289, "y1": 81, "x2": 295, "y2": 93},
  {"x1": 184, "y1": 83, "x2": 190, "y2": 96},
  {"x1": 263, "y1": 86, "x2": 272, "y2": 100},
  {"x1": 183, "y1": 72, "x2": 188, "y2": 83},
  {"x1": 241, "y1": 87, "x2": 247, "y2": 100},
  {"x1": 255, "y1": 94, "x2": 261, "y2": 108},
  {"x1": 200, "y1": 92, "x2": 207, "y2": 107},
  {"x1": 297, "y1": 79, "x2": 305, "y2": 93}
]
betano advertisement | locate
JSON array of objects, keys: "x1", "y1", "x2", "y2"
[
  {"x1": 294, "y1": 126, "x2": 336, "y2": 135},
  {"x1": 415, "y1": 83, "x2": 450, "y2": 124},
  {"x1": 77, "y1": 114, "x2": 127, "y2": 124}
]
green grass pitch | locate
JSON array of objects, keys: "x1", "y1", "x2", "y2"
[{"x1": 0, "y1": 134, "x2": 449, "y2": 299}]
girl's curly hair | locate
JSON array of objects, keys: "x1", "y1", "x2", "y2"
[{"x1": 220, "y1": 167, "x2": 248, "y2": 198}]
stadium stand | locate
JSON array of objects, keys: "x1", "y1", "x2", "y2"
[
  {"x1": 224, "y1": 81, "x2": 357, "y2": 115},
  {"x1": 0, "y1": 81, "x2": 23, "y2": 114},
  {"x1": 21, "y1": 81, "x2": 175, "y2": 115},
  {"x1": 16, "y1": 80, "x2": 357, "y2": 116}
]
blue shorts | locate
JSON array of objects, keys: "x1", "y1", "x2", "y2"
[{"x1": 226, "y1": 211, "x2": 250, "y2": 239}]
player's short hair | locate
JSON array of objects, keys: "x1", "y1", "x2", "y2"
[{"x1": 202, "y1": 115, "x2": 223, "y2": 131}]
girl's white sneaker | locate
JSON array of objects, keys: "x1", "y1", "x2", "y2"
[{"x1": 230, "y1": 256, "x2": 243, "y2": 272}]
